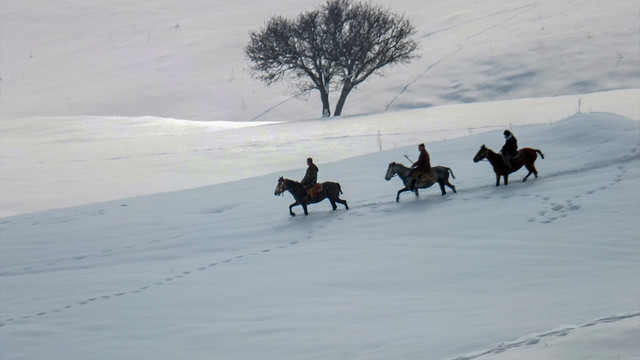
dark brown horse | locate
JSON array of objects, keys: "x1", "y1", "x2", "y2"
[
  {"x1": 274, "y1": 177, "x2": 348, "y2": 216},
  {"x1": 473, "y1": 145, "x2": 544, "y2": 186}
]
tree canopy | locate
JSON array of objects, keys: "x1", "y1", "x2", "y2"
[{"x1": 246, "y1": 0, "x2": 419, "y2": 117}]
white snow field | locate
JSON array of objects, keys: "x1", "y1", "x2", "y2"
[
  {"x1": 1, "y1": 0, "x2": 639, "y2": 359},
  {"x1": 1, "y1": 112, "x2": 639, "y2": 360}
]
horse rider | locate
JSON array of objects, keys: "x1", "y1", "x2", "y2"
[
  {"x1": 301, "y1": 157, "x2": 319, "y2": 198},
  {"x1": 501, "y1": 129, "x2": 518, "y2": 171},
  {"x1": 409, "y1": 143, "x2": 431, "y2": 189}
]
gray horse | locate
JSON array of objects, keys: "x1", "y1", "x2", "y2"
[{"x1": 385, "y1": 162, "x2": 456, "y2": 202}]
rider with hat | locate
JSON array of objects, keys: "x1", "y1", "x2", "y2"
[
  {"x1": 409, "y1": 143, "x2": 431, "y2": 190},
  {"x1": 301, "y1": 157, "x2": 319, "y2": 197},
  {"x1": 501, "y1": 130, "x2": 518, "y2": 170}
]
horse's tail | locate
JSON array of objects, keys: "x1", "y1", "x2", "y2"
[
  {"x1": 536, "y1": 149, "x2": 545, "y2": 159},
  {"x1": 447, "y1": 167, "x2": 456, "y2": 179},
  {"x1": 338, "y1": 183, "x2": 343, "y2": 194}
]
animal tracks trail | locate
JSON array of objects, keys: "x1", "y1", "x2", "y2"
[
  {"x1": 0, "y1": 240, "x2": 169, "y2": 277},
  {"x1": 450, "y1": 312, "x2": 640, "y2": 360},
  {"x1": 528, "y1": 163, "x2": 630, "y2": 225},
  {"x1": 531, "y1": 196, "x2": 581, "y2": 224},
  {"x1": 0, "y1": 242, "x2": 295, "y2": 327},
  {"x1": 0, "y1": 206, "x2": 348, "y2": 328}
]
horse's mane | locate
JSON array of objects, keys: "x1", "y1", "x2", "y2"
[
  {"x1": 284, "y1": 178, "x2": 304, "y2": 186},
  {"x1": 392, "y1": 161, "x2": 411, "y2": 169}
]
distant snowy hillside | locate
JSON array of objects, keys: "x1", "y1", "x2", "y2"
[
  {"x1": 1, "y1": 0, "x2": 638, "y2": 121},
  {"x1": 1, "y1": 90, "x2": 638, "y2": 217}
]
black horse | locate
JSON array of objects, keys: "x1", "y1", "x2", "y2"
[
  {"x1": 385, "y1": 162, "x2": 457, "y2": 202},
  {"x1": 274, "y1": 177, "x2": 348, "y2": 216}
]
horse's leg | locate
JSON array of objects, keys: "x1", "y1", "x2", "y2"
[
  {"x1": 302, "y1": 203, "x2": 308, "y2": 216},
  {"x1": 497, "y1": 173, "x2": 508, "y2": 186},
  {"x1": 329, "y1": 198, "x2": 337, "y2": 211},
  {"x1": 447, "y1": 181, "x2": 457, "y2": 193},
  {"x1": 522, "y1": 164, "x2": 538, "y2": 182},
  {"x1": 396, "y1": 187, "x2": 411, "y2": 202},
  {"x1": 438, "y1": 181, "x2": 446, "y2": 196},
  {"x1": 335, "y1": 198, "x2": 348, "y2": 210},
  {"x1": 289, "y1": 202, "x2": 299, "y2": 216}
]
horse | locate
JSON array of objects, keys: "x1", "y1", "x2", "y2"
[
  {"x1": 274, "y1": 177, "x2": 349, "y2": 216},
  {"x1": 473, "y1": 145, "x2": 544, "y2": 186},
  {"x1": 385, "y1": 162, "x2": 457, "y2": 202}
]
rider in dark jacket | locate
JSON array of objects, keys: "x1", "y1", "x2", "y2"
[
  {"x1": 409, "y1": 143, "x2": 431, "y2": 189},
  {"x1": 501, "y1": 130, "x2": 518, "y2": 170},
  {"x1": 301, "y1": 158, "x2": 319, "y2": 197},
  {"x1": 301, "y1": 158, "x2": 318, "y2": 187},
  {"x1": 412, "y1": 143, "x2": 431, "y2": 173}
]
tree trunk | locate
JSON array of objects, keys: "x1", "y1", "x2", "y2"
[
  {"x1": 320, "y1": 88, "x2": 331, "y2": 117},
  {"x1": 333, "y1": 81, "x2": 353, "y2": 116}
]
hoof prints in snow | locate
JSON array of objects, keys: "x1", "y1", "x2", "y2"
[
  {"x1": 0, "y1": 239, "x2": 303, "y2": 327},
  {"x1": 450, "y1": 312, "x2": 640, "y2": 360},
  {"x1": 528, "y1": 164, "x2": 627, "y2": 224},
  {"x1": 0, "y1": 234, "x2": 181, "y2": 277}
]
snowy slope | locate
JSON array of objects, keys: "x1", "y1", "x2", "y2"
[
  {"x1": 1, "y1": 0, "x2": 639, "y2": 358},
  {"x1": 1, "y1": 113, "x2": 638, "y2": 360},
  {"x1": 1, "y1": 89, "x2": 638, "y2": 217}
]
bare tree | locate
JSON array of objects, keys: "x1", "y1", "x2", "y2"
[
  {"x1": 246, "y1": 0, "x2": 418, "y2": 117},
  {"x1": 246, "y1": 12, "x2": 336, "y2": 116}
]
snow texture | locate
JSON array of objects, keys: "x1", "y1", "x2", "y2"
[{"x1": 1, "y1": 0, "x2": 639, "y2": 359}]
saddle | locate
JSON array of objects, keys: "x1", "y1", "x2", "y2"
[
  {"x1": 411, "y1": 169, "x2": 435, "y2": 184},
  {"x1": 503, "y1": 150, "x2": 522, "y2": 169},
  {"x1": 306, "y1": 183, "x2": 323, "y2": 198}
]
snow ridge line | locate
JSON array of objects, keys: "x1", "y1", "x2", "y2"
[{"x1": 448, "y1": 311, "x2": 640, "y2": 360}]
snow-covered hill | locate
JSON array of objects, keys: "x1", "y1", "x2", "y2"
[
  {"x1": 1, "y1": 112, "x2": 638, "y2": 360},
  {"x1": 1, "y1": 90, "x2": 638, "y2": 217},
  {"x1": 1, "y1": 0, "x2": 639, "y2": 359}
]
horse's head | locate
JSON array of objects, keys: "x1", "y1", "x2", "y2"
[
  {"x1": 473, "y1": 145, "x2": 488, "y2": 163},
  {"x1": 385, "y1": 162, "x2": 397, "y2": 181},
  {"x1": 274, "y1": 176, "x2": 286, "y2": 196}
]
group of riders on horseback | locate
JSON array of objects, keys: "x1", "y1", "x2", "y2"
[
  {"x1": 301, "y1": 129, "x2": 519, "y2": 195},
  {"x1": 276, "y1": 129, "x2": 543, "y2": 215}
]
